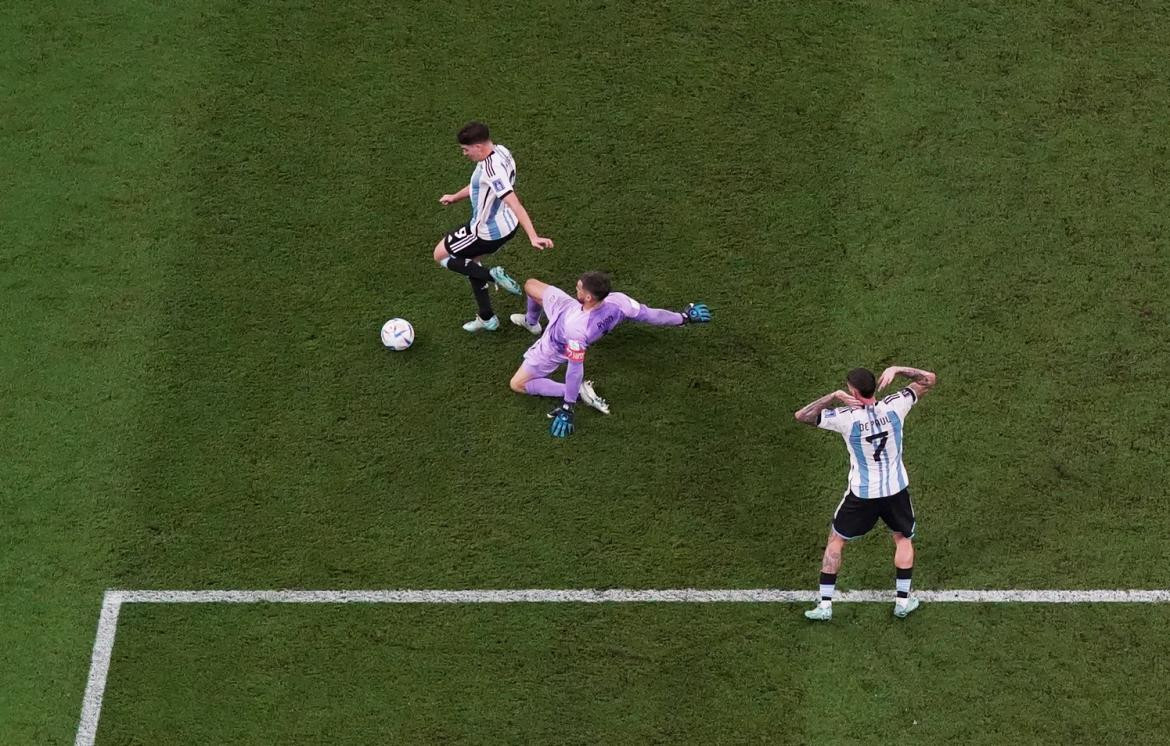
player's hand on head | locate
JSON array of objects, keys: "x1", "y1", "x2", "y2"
[
  {"x1": 683, "y1": 303, "x2": 711, "y2": 323},
  {"x1": 549, "y1": 404, "x2": 574, "y2": 438},
  {"x1": 877, "y1": 367, "x2": 898, "y2": 391},
  {"x1": 531, "y1": 236, "x2": 554, "y2": 250},
  {"x1": 835, "y1": 389, "x2": 861, "y2": 408}
]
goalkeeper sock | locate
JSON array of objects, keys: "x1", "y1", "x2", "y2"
[
  {"x1": 524, "y1": 378, "x2": 564, "y2": 398},
  {"x1": 525, "y1": 296, "x2": 541, "y2": 326}
]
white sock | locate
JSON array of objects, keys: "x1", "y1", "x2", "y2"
[{"x1": 895, "y1": 574, "x2": 912, "y2": 606}]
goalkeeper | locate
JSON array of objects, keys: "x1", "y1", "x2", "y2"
[{"x1": 507, "y1": 271, "x2": 711, "y2": 438}]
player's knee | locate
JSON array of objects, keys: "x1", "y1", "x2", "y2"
[
  {"x1": 509, "y1": 372, "x2": 528, "y2": 393},
  {"x1": 433, "y1": 241, "x2": 449, "y2": 263},
  {"x1": 523, "y1": 278, "x2": 544, "y2": 299}
]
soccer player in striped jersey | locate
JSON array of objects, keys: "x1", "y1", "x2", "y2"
[
  {"x1": 433, "y1": 121, "x2": 554, "y2": 332},
  {"x1": 507, "y1": 272, "x2": 711, "y2": 437},
  {"x1": 794, "y1": 365, "x2": 938, "y2": 621}
]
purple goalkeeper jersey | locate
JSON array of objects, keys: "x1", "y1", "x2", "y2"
[{"x1": 522, "y1": 290, "x2": 674, "y2": 375}]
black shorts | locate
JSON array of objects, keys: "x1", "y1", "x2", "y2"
[
  {"x1": 831, "y1": 488, "x2": 916, "y2": 540},
  {"x1": 443, "y1": 222, "x2": 517, "y2": 259}
]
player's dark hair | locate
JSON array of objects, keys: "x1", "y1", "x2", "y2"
[
  {"x1": 579, "y1": 271, "x2": 612, "y2": 300},
  {"x1": 847, "y1": 367, "x2": 877, "y2": 398},
  {"x1": 457, "y1": 121, "x2": 491, "y2": 145}
]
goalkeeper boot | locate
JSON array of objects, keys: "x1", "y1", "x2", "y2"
[
  {"x1": 510, "y1": 313, "x2": 542, "y2": 335},
  {"x1": 489, "y1": 266, "x2": 522, "y2": 296},
  {"x1": 893, "y1": 596, "x2": 920, "y2": 619},
  {"x1": 578, "y1": 380, "x2": 611, "y2": 415},
  {"x1": 804, "y1": 603, "x2": 832, "y2": 622},
  {"x1": 462, "y1": 315, "x2": 500, "y2": 333}
]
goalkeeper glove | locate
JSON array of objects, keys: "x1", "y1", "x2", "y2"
[
  {"x1": 682, "y1": 302, "x2": 712, "y2": 323},
  {"x1": 548, "y1": 403, "x2": 575, "y2": 438}
]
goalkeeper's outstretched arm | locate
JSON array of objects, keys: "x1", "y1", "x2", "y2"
[
  {"x1": 632, "y1": 305, "x2": 685, "y2": 326},
  {"x1": 628, "y1": 302, "x2": 712, "y2": 326}
]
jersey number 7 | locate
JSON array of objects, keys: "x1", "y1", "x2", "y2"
[{"x1": 865, "y1": 431, "x2": 889, "y2": 463}]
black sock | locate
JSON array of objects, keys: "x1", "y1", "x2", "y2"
[
  {"x1": 445, "y1": 256, "x2": 494, "y2": 283},
  {"x1": 470, "y1": 279, "x2": 494, "y2": 321},
  {"x1": 896, "y1": 566, "x2": 913, "y2": 599},
  {"x1": 819, "y1": 572, "x2": 837, "y2": 602}
]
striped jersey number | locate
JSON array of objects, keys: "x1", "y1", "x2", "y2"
[{"x1": 865, "y1": 431, "x2": 889, "y2": 462}]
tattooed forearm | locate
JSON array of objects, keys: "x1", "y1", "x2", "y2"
[{"x1": 794, "y1": 393, "x2": 837, "y2": 425}]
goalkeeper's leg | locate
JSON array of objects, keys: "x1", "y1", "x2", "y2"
[
  {"x1": 509, "y1": 363, "x2": 564, "y2": 397},
  {"x1": 510, "y1": 292, "x2": 544, "y2": 335}
]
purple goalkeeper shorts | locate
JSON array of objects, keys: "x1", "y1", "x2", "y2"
[{"x1": 521, "y1": 286, "x2": 576, "y2": 376}]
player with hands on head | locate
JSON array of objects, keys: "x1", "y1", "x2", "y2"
[
  {"x1": 794, "y1": 364, "x2": 937, "y2": 621},
  {"x1": 877, "y1": 365, "x2": 937, "y2": 396},
  {"x1": 432, "y1": 121, "x2": 554, "y2": 333},
  {"x1": 507, "y1": 272, "x2": 711, "y2": 438}
]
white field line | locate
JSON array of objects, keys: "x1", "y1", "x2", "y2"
[
  {"x1": 117, "y1": 588, "x2": 1170, "y2": 604},
  {"x1": 75, "y1": 591, "x2": 124, "y2": 746},
  {"x1": 76, "y1": 587, "x2": 1170, "y2": 745}
]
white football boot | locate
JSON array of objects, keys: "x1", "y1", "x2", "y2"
[
  {"x1": 462, "y1": 315, "x2": 500, "y2": 333},
  {"x1": 509, "y1": 314, "x2": 542, "y2": 335},
  {"x1": 578, "y1": 380, "x2": 610, "y2": 415},
  {"x1": 893, "y1": 597, "x2": 920, "y2": 619},
  {"x1": 804, "y1": 603, "x2": 832, "y2": 622}
]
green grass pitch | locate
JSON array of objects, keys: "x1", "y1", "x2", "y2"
[{"x1": 3, "y1": 0, "x2": 1169, "y2": 743}]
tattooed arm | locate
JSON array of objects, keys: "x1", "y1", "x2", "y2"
[
  {"x1": 877, "y1": 366, "x2": 938, "y2": 398},
  {"x1": 794, "y1": 390, "x2": 859, "y2": 426}
]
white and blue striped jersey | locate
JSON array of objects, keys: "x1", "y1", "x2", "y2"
[
  {"x1": 818, "y1": 388, "x2": 917, "y2": 498},
  {"x1": 469, "y1": 145, "x2": 518, "y2": 240}
]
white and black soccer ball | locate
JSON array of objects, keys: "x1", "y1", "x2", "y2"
[{"x1": 380, "y1": 318, "x2": 414, "y2": 350}]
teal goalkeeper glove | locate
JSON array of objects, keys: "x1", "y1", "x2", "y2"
[
  {"x1": 548, "y1": 404, "x2": 575, "y2": 438},
  {"x1": 682, "y1": 303, "x2": 712, "y2": 323}
]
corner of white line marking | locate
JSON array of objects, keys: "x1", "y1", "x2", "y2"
[{"x1": 75, "y1": 590, "x2": 127, "y2": 746}]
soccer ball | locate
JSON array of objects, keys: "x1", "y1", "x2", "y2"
[{"x1": 380, "y1": 318, "x2": 414, "y2": 350}]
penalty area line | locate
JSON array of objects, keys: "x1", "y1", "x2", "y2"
[
  {"x1": 75, "y1": 590, "x2": 123, "y2": 746},
  {"x1": 116, "y1": 588, "x2": 1170, "y2": 604},
  {"x1": 76, "y1": 587, "x2": 1170, "y2": 745}
]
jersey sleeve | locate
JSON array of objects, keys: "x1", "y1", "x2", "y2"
[
  {"x1": 605, "y1": 292, "x2": 685, "y2": 327},
  {"x1": 603, "y1": 292, "x2": 642, "y2": 319},
  {"x1": 563, "y1": 359, "x2": 584, "y2": 405},
  {"x1": 564, "y1": 338, "x2": 587, "y2": 364},
  {"x1": 882, "y1": 387, "x2": 917, "y2": 418},
  {"x1": 483, "y1": 154, "x2": 514, "y2": 199},
  {"x1": 817, "y1": 407, "x2": 849, "y2": 433}
]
